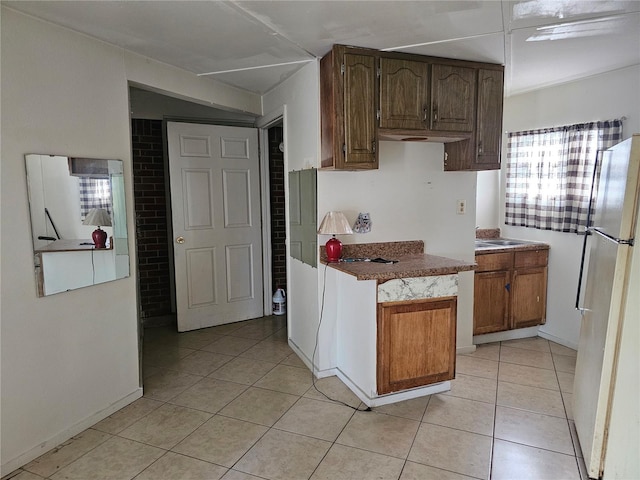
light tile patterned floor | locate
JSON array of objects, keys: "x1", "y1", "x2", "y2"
[{"x1": 6, "y1": 317, "x2": 588, "y2": 480}]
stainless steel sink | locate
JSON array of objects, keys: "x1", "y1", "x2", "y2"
[{"x1": 475, "y1": 238, "x2": 534, "y2": 247}]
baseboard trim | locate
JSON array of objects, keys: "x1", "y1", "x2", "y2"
[
  {"x1": 538, "y1": 329, "x2": 578, "y2": 350},
  {"x1": 336, "y1": 369, "x2": 450, "y2": 407},
  {"x1": 473, "y1": 326, "x2": 539, "y2": 344},
  {"x1": 288, "y1": 338, "x2": 337, "y2": 378},
  {"x1": 456, "y1": 345, "x2": 477, "y2": 355},
  {"x1": 1, "y1": 387, "x2": 143, "y2": 477}
]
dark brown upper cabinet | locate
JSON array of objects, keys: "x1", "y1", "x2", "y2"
[
  {"x1": 431, "y1": 64, "x2": 476, "y2": 132},
  {"x1": 320, "y1": 44, "x2": 504, "y2": 171},
  {"x1": 476, "y1": 69, "x2": 504, "y2": 168},
  {"x1": 321, "y1": 45, "x2": 378, "y2": 170},
  {"x1": 379, "y1": 58, "x2": 429, "y2": 130},
  {"x1": 444, "y1": 68, "x2": 504, "y2": 171}
]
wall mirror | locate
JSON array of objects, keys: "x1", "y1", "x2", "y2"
[
  {"x1": 289, "y1": 168, "x2": 317, "y2": 267},
  {"x1": 25, "y1": 154, "x2": 130, "y2": 296}
]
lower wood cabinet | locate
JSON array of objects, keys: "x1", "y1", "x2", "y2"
[
  {"x1": 512, "y1": 267, "x2": 547, "y2": 329},
  {"x1": 473, "y1": 248, "x2": 548, "y2": 336},
  {"x1": 474, "y1": 270, "x2": 510, "y2": 334},
  {"x1": 377, "y1": 298, "x2": 456, "y2": 395}
]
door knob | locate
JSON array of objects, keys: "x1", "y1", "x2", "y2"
[{"x1": 176, "y1": 236, "x2": 185, "y2": 244}]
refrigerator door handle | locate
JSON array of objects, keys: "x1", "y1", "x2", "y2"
[
  {"x1": 590, "y1": 227, "x2": 635, "y2": 246},
  {"x1": 575, "y1": 148, "x2": 603, "y2": 314},
  {"x1": 575, "y1": 228, "x2": 591, "y2": 313}
]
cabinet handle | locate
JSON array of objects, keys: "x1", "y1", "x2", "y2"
[
  {"x1": 372, "y1": 140, "x2": 376, "y2": 153},
  {"x1": 423, "y1": 107, "x2": 428, "y2": 122},
  {"x1": 505, "y1": 283, "x2": 510, "y2": 292},
  {"x1": 433, "y1": 106, "x2": 438, "y2": 122},
  {"x1": 478, "y1": 141, "x2": 483, "y2": 155}
]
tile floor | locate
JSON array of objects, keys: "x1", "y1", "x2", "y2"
[{"x1": 6, "y1": 316, "x2": 588, "y2": 480}]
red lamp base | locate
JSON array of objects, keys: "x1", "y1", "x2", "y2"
[
  {"x1": 92, "y1": 227, "x2": 107, "y2": 249},
  {"x1": 325, "y1": 236, "x2": 343, "y2": 262}
]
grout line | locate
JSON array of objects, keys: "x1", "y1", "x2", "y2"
[{"x1": 488, "y1": 341, "x2": 501, "y2": 480}]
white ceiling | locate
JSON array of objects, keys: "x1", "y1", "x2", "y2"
[{"x1": 4, "y1": 0, "x2": 640, "y2": 97}]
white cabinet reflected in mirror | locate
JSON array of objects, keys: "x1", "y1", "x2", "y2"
[{"x1": 25, "y1": 154, "x2": 130, "y2": 296}]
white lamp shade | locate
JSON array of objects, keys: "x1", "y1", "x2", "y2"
[
  {"x1": 83, "y1": 208, "x2": 112, "y2": 227},
  {"x1": 317, "y1": 211, "x2": 353, "y2": 235}
]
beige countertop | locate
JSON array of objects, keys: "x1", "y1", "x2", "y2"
[{"x1": 323, "y1": 253, "x2": 476, "y2": 281}]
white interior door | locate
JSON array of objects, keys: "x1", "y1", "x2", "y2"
[{"x1": 168, "y1": 122, "x2": 263, "y2": 332}]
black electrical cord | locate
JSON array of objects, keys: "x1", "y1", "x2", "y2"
[{"x1": 311, "y1": 262, "x2": 371, "y2": 412}]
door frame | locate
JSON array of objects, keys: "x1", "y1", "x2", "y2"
[{"x1": 256, "y1": 105, "x2": 287, "y2": 315}]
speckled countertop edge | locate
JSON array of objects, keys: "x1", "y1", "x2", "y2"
[
  {"x1": 475, "y1": 228, "x2": 501, "y2": 239},
  {"x1": 323, "y1": 253, "x2": 475, "y2": 281},
  {"x1": 319, "y1": 240, "x2": 424, "y2": 263}
]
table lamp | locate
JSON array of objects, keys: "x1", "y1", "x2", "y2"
[
  {"x1": 318, "y1": 211, "x2": 353, "y2": 262},
  {"x1": 83, "y1": 208, "x2": 112, "y2": 248}
]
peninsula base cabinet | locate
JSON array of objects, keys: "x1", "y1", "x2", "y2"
[
  {"x1": 473, "y1": 248, "x2": 549, "y2": 336},
  {"x1": 323, "y1": 268, "x2": 460, "y2": 407},
  {"x1": 377, "y1": 298, "x2": 456, "y2": 395}
]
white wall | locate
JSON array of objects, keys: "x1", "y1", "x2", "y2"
[
  {"x1": 0, "y1": 8, "x2": 260, "y2": 474},
  {"x1": 318, "y1": 141, "x2": 477, "y2": 354},
  {"x1": 477, "y1": 66, "x2": 640, "y2": 348},
  {"x1": 262, "y1": 61, "x2": 321, "y2": 365},
  {"x1": 476, "y1": 170, "x2": 500, "y2": 228}
]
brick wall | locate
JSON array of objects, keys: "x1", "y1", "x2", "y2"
[
  {"x1": 131, "y1": 119, "x2": 172, "y2": 319},
  {"x1": 269, "y1": 126, "x2": 287, "y2": 292}
]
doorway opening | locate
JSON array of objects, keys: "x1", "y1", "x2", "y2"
[
  {"x1": 267, "y1": 121, "x2": 287, "y2": 295},
  {"x1": 131, "y1": 119, "x2": 287, "y2": 327}
]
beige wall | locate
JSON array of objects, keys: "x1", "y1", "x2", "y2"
[{"x1": 0, "y1": 8, "x2": 259, "y2": 474}]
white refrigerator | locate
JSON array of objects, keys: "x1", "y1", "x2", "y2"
[{"x1": 574, "y1": 134, "x2": 640, "y2": 479}]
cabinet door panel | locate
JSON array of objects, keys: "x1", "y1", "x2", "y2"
[
  {"x1": 474, "y1": 69, "x2": 503, "y2": 169},
  {"x1": 343, "y1": 53, "x2": 378, "y2": 168},
  {"x1": 474, "y1": 271, "x2": 510, "y2": 335},
  {"x1": 378, "y1": 298, "x2": 456, "y2": 394},
  {"x1": 431, "y1": 64, "x2": 476, "y2": 132},
  {"x1": 511, "y1": 267, "x2": 547, "y2": 329},
  {"x1": 379, "y1": 58, "x2": 429, "y2": 130}
]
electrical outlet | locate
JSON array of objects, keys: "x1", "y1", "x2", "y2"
[{"x1": 456, "y1": 199, "x2": 466, "y2": 215}]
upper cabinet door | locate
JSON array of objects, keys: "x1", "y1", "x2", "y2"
[
  {"x1": 431, "y1": 64, "x2": 476, "y2": 132},
  {"x1": 379, "y1": 58, "x2": 429, "y2": 130},
  {"x1": 475, "y1": 69, "x2": 504, "y2": 168},
  {"x1": 343, "y1": 52, "x2": 378, "y2": 169}
]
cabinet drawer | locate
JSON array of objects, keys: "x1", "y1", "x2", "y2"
[
  {"x1": 475, "y1": 252, "x2": 512, "y2": 272},
  {"x1": 514, "y1": 249, "x2": 548, "y2": 268}
]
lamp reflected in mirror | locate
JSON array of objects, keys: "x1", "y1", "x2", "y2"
[{"x1": 83, "y1": 208, "x2": 112, "y2": 248}]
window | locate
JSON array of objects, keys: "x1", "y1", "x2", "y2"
[
  {"x1": 505, "y1": 120, "x2": 622, "y2": 233},
  {"x1": 79, "y1": 177, "x2": 111, "y2": 220}
]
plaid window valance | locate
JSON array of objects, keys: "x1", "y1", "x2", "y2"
[
  {"x1": 505, "y1": 119, "x2": 623, "y2": 233},
  {"x1": 79, "y1": 177, "x2": 111, "y2": 220}
]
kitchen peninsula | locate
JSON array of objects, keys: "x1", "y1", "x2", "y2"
[{"x1": 318, "y1": 241, "x2": 475, "y2": 407}]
